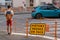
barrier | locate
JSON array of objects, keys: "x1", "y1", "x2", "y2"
[{"x1": 26, "y1": 18, "x2": 57, "y2": 40}]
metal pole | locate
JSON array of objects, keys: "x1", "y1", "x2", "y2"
[
  {"x1": 54, "y1": 21, "x2": 57, "y2": 40},
  {"x1": 26, "y1": 18, "x2": 29, "y2": 38}
]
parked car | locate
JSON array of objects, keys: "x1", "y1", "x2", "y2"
[{"x1": 31, "y1": 4, "x2": 60, "y2": 19}]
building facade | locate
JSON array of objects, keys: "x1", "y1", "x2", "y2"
[
  {"x1": 0, "y1": 0, "x2": 60, "y2": 7},
  {"x1": 0, "y1": 0, "x2": 12, "y2": 7},
  {"x1": 0, "y1": 0, "x2": 5, "y2": 5},
  {"x1": 5, "y1": 0, "x2": 12, "y2": 6},
  {"x1": 13, "y1": 0, "x2": 53, "y2": 7},
  {"x1": 34, "y1": 0, "x2": 53, "y2": 7}
]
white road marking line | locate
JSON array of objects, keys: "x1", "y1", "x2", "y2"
[
  {"x1": 50, "y1": 28, "x2": 60, "y2": 30},
  {"x1": 47, "y1": 32, "x2": 60, "y2": 34},
  {"x1": 12, "y1": 32, "x2": 60, "y2": 40}
]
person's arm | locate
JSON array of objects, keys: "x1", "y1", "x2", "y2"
[
  {"x1": 11, "y1": 10, "x2": 14, "y2": 16},
  {"x1": 4, "y1": 11, "x2": 7, "y2": 16}
]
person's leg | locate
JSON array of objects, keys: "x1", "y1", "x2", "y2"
[
  {"x1": 7, "y1": 20, "x2": 9, "y2": 34},
  {"x1": 9, "y1": 19, "x2": 12, "y2": 34},
  {"x1": 10, "y1": 25, "x2": 12, "y2": 34}
]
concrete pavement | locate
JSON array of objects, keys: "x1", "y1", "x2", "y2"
[{"x1": 0, "y1": 31, "x2": 51, "y2": 40}]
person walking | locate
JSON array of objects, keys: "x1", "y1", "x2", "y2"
[{"x1": 5, "y1": 5, "x2": 14, "y2": 35}]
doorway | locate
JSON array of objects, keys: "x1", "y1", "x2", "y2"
[{"x1": 30, "y1": 0, "x2": 34, "y2": 7}]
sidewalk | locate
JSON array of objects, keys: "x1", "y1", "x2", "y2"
[
  {"x1": 0, "y1": 31, "x2": 51, "y2": 40},
  {"x1": 0, "y1": 11, "x2": 32, "y2": 15}
]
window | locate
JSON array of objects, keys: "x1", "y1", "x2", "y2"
[
  {"x1": 40, "y1": 6, "x2": 47, "y2": 10},
  {"x1": 30, "y1": 0, "x2": 34, "y2": 6},
  {"x1": 47, "y1": 5, "x2": 57, "y2": 10}
]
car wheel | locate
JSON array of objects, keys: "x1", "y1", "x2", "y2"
[{"x1": 36, "y1": 14, "x2": 42, "y2": 19}]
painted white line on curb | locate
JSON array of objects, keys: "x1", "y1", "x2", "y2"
[{"x1": 12, "y1": 32, "x2": 60, "y2": 40}]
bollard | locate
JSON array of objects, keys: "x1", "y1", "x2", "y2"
[
  {"x1": 26, "y1": 19, "x2": 29, "y2": 38},
  {"x1": 46, "y1": 24, "x2": 49, "y2": 32},
  {"x1": 14, "y1": 19, "x2": 16, "y2": 33},
  {"x1": 54, "y1": 22, "x2": 57, "y2": 40}
]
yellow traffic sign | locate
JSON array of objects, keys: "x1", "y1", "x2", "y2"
[{"x1": 30, "y1": 23, "x2": 46, "y2": 35}]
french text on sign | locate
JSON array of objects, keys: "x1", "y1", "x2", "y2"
[{"x1": 30, "y1": 23, "x2": 46, "y2": 35}]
